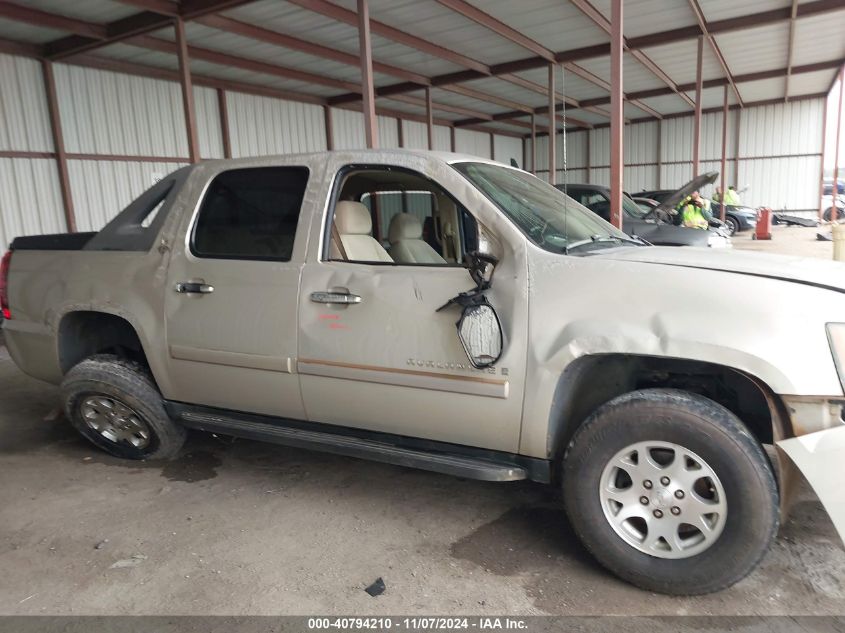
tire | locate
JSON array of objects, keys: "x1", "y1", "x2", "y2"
[
  {"x1": 823, "y1": 207, "x2": 845, "y2": 223},
  {"x1": 724, "y1": 216, "x2": 739, "y2": 235},
  {"x1": 562, "y1": 388, "x2": 778, "y2": 595},
  {"x1": 61, "y1": 354, "x2": 186, "y2": 460}
]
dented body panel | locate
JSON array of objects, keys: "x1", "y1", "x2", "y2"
[{"x1": 4, "y1": 150, "x2": 845, "y2": 542}]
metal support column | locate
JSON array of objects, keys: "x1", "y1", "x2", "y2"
[
  {"x1": 548, "y1": 63, "x2": 556, "y2": 185},
  {"x1": 733, "y1": 109, "x2": 741, "y2": 188},
  {"x1": 693, "y1": 35, "x2": 704, "y2": 178},
  {"x1": 819, "y1": 94, "x2": 828, "y2": 220},
  {"x1": 450, "y1": 126, "x2": 456, "y2": 152},
  {"x1": 530, "y1": 113, "x2": 536, "y2": 174},
  {"x1": 833, "y1": 66, "x2": 844, "y2": 222},
  {"x1": 41, "y1": 60, "x2": 76, "y2": 232},
  {"x1": 522, "y1": 137, "x2": 526, "y2": 171},
  {"x1": 357, "y1": 0, "x2": 378, "y2": 149},
  {"x1": 324, "y1": 105, "x2": 334, "y2": 151},
  {"x1": 175, "y1": 16, "x2": 200, "y2": 163},
  {"x1": 720, "y1": 84, "x2": 728, "y2": 220},
  {"x1": 586, "y1": 130, "x2": 591, "y2": 183},
  {"x1": 217, "y1": 88, "x2": 231, "y2": 159},
  {"x1": 609, "y1": 0, "x2": 623, "y2": 229},
  {"x1": 656, "y1": 119, "x2": 662, "y2": 189},
  {"x1": 425, "y1": 86, "x2": 433, "y2": 150},
  {"x1": 489, "y1": 132, "x2": 494, "y2": 160}
]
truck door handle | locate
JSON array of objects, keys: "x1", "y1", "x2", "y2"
[
  {"x1": 175, "y1": 282, "x2": 215, "y2": 294},
  {"x1": 310, "y1": 291, "x2": 362, "y2": 305}
]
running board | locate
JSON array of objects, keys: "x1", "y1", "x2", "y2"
[{"x1": 176, "y1": 409, "x2": 527, "y2": 482}]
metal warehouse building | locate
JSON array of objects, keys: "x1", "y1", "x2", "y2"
[{"x1": 0, "y1": 0, "x2": 844, "y2": 250}]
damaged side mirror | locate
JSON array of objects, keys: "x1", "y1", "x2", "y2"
[
  {"x1": 438, "y1": 252, "x2": 503, "y2": 369},
  {"x1": 457, "y1": 302, "x2": 503, "y2": 369}
]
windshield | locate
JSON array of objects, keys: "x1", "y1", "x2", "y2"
[
  {"x1": 622, "y1": 194, "x2": 649, "y2": 218},
  {"x1": 453, "y1": 162, "x2": 631, "y2": 253}
]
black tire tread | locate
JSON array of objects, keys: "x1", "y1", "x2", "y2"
[
  {"x1": 563, "y1": 388, "x2": 779, "y2": 595},
  {"x1": 61, "y1": 354, "x2": 185, "y2": 460}
]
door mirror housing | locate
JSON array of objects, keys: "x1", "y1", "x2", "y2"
[
  {"x1": 457, "y1": 303, "x2": 503, "y2": 369},
  {"x1": 465, "y1": 251, "x2": 498, "y2": 291}
]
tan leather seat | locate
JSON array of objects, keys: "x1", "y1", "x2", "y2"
[
  {"x1": 331, "y1": 201, "x2": 392, "y2": 263},
  {"x1": 388, "y1": 213, "x2": 446, "y2": 264}
]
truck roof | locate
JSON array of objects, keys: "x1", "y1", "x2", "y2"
[{"x1": 194, "y1": 149, "x2": 509, "y2": 169}]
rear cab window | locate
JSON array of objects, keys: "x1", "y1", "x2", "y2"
[{"x1": 191, "y1": 166, "x2": 309, "y2": 261}]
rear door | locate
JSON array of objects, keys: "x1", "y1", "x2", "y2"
[{"x1": 163, "y1": 164, "x2": 313, "y2": 419}]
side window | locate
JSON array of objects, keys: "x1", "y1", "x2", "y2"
[
  {"x1": 192, "y1": 167, "x2": 308, "y2": 261},
  {"x1": 328, "y1": 167, "x2": 478, "y2": 266}
]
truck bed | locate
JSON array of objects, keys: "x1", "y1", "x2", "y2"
[{"x1": 11, "y1": 232, "x2": 98, "y2": 251}]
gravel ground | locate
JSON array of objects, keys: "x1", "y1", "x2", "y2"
[{"x1": 1, "y1": 226, "x2": 844, "y2": 616}]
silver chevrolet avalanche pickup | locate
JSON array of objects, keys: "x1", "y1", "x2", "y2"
[{"x1": 3, "y1": 150, "x2": 845, "y2": 595}]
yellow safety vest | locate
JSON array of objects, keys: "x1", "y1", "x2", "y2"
[{"x1": 681, "y1": 203, "x2": 709, "y2": 229}]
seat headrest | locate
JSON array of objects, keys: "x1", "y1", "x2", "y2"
[
  {"x1": 335, "y1": 201, "x2": 372, "y2": 235},
  {"x1": 388, "y1": 213, "x2": 423, "y2": 244}
]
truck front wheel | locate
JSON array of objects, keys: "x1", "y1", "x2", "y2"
[
  {"x1": 61, "y1": 355, "x2": 186, "y2": 460},
  {"x1": 562, "y1": 388, "x2": 778, "y2": 594}
]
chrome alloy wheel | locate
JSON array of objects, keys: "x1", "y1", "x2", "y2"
[
  {"x1": 80, "y1": 395, "x2": 152, "y2": 449},
  {"x1": 599, "y1": 441, "x2": 727, "y2": 559}
]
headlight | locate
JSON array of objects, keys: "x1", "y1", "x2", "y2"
[
  {"x1": 708, "y1": 233, "x2": 732, "y2": 248},
  {"x1": 826, "y1": 323, "x2": 845, "y2": 391}
]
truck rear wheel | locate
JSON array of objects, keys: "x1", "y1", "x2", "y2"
[
  {"x1": 61, "y1": 355, "x2": 186, "y2": 460},
  {"x1": 562, "y1": 388, "x2": 778, "y2": 595}
]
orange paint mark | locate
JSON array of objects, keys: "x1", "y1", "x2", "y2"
[{"x1": 319, "y1": 314, "x2": 340, "y2": 320}]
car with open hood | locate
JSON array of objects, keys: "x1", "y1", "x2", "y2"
[
  {"x1": 557, "y1": 173, "x2": 732, "y2": 248},
  {"x1": 640, "y1": 179, "x2": 759, "y2": 235},
  {"x1": 3, "y1": 150, "x2": 844, "y2": 596}
]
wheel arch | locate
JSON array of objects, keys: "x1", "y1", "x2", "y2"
[
  {"x1": 547, "y1": 354, "x2": 792, "y2": 463},
  {"x1": 57, "y1": 310, "x2": 152, "y2": 378}
]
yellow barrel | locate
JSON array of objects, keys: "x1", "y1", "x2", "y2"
[{"x1": 834, "y1": 223, "x2": 845, "y2": 262}]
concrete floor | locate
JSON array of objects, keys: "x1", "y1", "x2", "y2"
[
  {"x1": 2, "y1": 226, "x2": 845, "y2": 616},
  {"x1": 732, "y1": 223, "x2": 834, "y2": 258}
]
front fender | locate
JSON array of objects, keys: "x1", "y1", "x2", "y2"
[{"x1": 777, "y1": 425, "x2": 845, "y2": 547}]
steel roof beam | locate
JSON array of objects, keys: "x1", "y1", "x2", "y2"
[
  {"x1": 346, "y1": 0, "x2": 844, "y2": 101},
  {"x1": 38, "y1": 0, "x2": 258, "y2": 60},
  {"x1": 52, "y1": 53, "x2": 534, "y2": 134},
  {"x1": 527, "y1": 91, "x2": 830, "y2": 137},
  {"x1": 287, "y1": 0, "x2": 581, "y2": 121},
  {"x1": 430, "y1": 0, "x2": 622, "y2": 123},
  {"x1": 113, "y1": 0, "x2": 180, "y2": 16},
  {"x1": 126, "y1": 35, "x2": 359, "y2": 91},
  {"x1": 197, "y1": 14, "x2": 430, "y2": 86},
  {"x1": 784, "y1": 0, "x2": 800, "y2": 101},
  {"x1": 434, "y1": 0, "x2": 554, "y2": 62},
  {"x1": 687, "y1": 0, "x2": 744, "y2": 107},
  {"x1": 0, "y1": 2, "x2": 107, "y2": 39},
  {"x1": 575, "y1": 59, "x2": 844, "y2": 108},
  {"x1": 124, "y1": 35, "x2": 507, "y2": 126},
  {"x1": 286, "y1": 0, "x2": 489, "y2": 74},
  {"x1": 569, "y1": 0, "x2": 694, "y2": 108}
]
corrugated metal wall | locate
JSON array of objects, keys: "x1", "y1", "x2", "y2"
[
  {"x1": 0, "y1": 158, "x2": 65, "y2": 244},
  {"x1": 194, "y1": 86, "x2": 224, "y2": 159},
  {"x1": 68, "y1": 160, "x2": 189, "y2": 232},
  {"x1": 527, "y1": 98, "x2": 824, "y2": 211},
  {"x1": 55, "y1": 64, "x2": 188, "y2": 158},
  {"x1": 230, "y1": 92, "x2": 326, "y2": 156},
  {"x1": 455, "y1": 128, "x2": 491, "y2": 158},
  {"x1": 401, "y1": 120, "x2": 452, "y2": 152},
  {"x1": 0, "y1": 51, "x2": 828, "y2": 248},
  {"x1": 0, "y1": 54, "x2": 64, "y2": 250}
]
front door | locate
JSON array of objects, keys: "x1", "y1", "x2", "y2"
[
  {"x1": 164, "y1": 164, "x2": 313, "y2": 419},
  {"x1": 297, "y1": 164, "x2": 527, "y2": 452}
]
